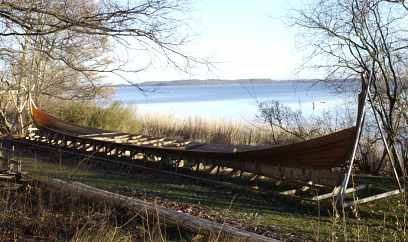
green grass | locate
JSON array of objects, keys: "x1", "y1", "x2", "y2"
[{"x1": 20, "y1": 152, "x2": 408, "y2": 241}]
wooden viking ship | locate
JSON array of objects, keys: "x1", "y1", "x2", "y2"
[{"x1": 29, "y1": 103, "x2": 358, "y2": 186}]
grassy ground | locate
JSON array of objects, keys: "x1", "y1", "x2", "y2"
[
  {"x1": 1, "y1": 161, "x2": 228, "y2": 241},
  {"x1": 0, "y1": 186, "x2": 142, "y2": 241},
  {"x1": 15, "y1": 149, "x2": 407, "y2": 242}
]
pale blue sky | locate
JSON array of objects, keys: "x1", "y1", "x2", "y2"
[{"x1": 115, "y1": 0, "x2": 311, "y2": 83}]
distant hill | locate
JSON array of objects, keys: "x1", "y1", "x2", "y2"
[
  {"x1": 109, "y1": 78, "x2": 359, "y2": 88},
  {"x1": 113, "y1": 78, "x2": 323, "y2": 87}
]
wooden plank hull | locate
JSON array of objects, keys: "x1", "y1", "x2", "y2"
[{"x1": 30, "y1": 105, "x2": 356, "y2": 185}]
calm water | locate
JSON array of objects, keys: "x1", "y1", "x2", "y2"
[{"x1": 111, "y1": 81, "x2": 358, "y2": 121}]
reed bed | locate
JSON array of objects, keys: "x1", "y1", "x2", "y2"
[
  {"x1": 136, "y1": 113, "x2": 275, "y2": 145},
  {"x1": 21, "y1": 98, "x2": 344, "y2": 147},
  {"x1": 51, "y1": 101, "x2": 304, "y2": 146}
]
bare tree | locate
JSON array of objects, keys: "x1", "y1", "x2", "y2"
[
  {"x1": 292, "y1": 0, "x2": 408, "y2": 173},
  {"x1": 257, "y1": 100, "x2": 308, "y2": 143},
  {"x1": 0, "y1": 0, "x2": 200, "y2": 135},
  {"x1": 0, "y1": 0, "x2": 198, "y2": 73}
]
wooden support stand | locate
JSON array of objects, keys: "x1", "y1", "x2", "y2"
[{"x1": 336, "y1": 65, "x2": 405, "y2": 208}]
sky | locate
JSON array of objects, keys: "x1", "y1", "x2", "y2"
[{"x1": 113, "y1": 0, "x2": 310, "y2": 83}]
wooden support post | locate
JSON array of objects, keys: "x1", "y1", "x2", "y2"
[
  {"x1": 367, "y1": 92, "x2": 404, "y2": 189},
  {"x1": 302, "y1": 181, "x2": 314, "y2": 191},
  {"x1": 249, "y1": 175, "x2": 258, "y2": 182},
  {"x1": 225, "y1": 169, "x2": 237, "y2": 177},
  {"x1": 0, "y1": 144, "x2": 5, "y2": 171},
  {"x1": 279, "y1": 188, "x2": 298, "y2": 196},
  {"x1": 17, "y1": 160, "x2": 22, "y2": 174},
  {"x1": 194, "y1": 162, "x2": 200, "y2": 172},
  {"x1": 337, "y1": 67, "x2": 373, "y2": 206},
  {"x1": 59, "y1": 147, "x2": 62, "y2": 168},
  {"x1": 207, "y1": 164, "x2": 217, "y2": 173},
  {"x1": 344, "y1": 188, "x2": 404, "y2": 207},
  {"x1": 316, "y1": 184, "x2": 368, "y2": 201},
  {"x1": 175, "y1": 159, "x2": 180, "y2": 170},
  {"x1": 11, "y1": 145, "x2": 14, "y2": 164}
]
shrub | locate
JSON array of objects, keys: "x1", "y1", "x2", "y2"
[{"x1": 51, "y1": 101, "x2": 140, "y2": 133}]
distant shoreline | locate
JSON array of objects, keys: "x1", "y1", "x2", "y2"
[{"x1": 107, "y1": 78, "x2": 357, "y2": 87}]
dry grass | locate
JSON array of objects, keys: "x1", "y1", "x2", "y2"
[
  {"x1": 0, "y1": 175, "x2": 252, "y2": 242},
  {"x1": 136, "y1": 113, "x2": 276, "y2": 145},
  {"x1": 50, "y1": 101, "x2": 303, "y2": 146},
  {"x1": 0, "y1": 183, "x2": 143, "y2": 241}
]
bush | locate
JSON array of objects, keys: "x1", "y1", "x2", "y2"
[{"x1": 52, "y1": 101, "x2": 140, "y2": 133}]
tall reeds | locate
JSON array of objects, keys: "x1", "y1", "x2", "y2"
[{"x1": 137, "y1": 113, "x2": 273, "y2": 145}]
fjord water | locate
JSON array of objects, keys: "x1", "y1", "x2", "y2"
[{"x1": 112, "y1": 81, "x2": 357, "y2": 121}]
